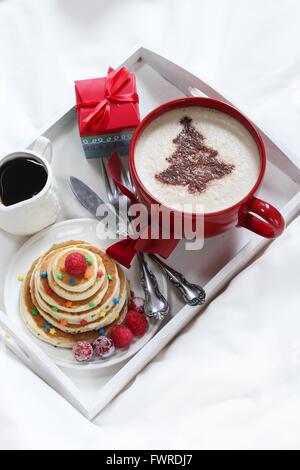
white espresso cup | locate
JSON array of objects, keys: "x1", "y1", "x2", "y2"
[{"x1": 0, "y1": 136, "x2": 60, "y2": 235}]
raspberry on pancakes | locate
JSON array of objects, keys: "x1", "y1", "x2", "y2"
[{"x1": 65, "y1": 252, "x2": 88, "y2": 276}]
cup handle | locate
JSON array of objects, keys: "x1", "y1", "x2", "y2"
[
  {"x1": 238, "y1": 197, "x2": 285, "y2": 238},
  {"x1": 31, "y1": 136, "x2": 52, "y2": 163}
]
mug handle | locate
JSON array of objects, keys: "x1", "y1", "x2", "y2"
[
  {"x1": 238, "y1": 197, "x2": 285, "y2": 238},
  {"x1": 31, "y1": 136, "x2": 52, "y2": 163}
]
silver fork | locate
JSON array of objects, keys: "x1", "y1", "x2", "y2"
[
  {"x1": 100, "y1": 157, "x2": 169, "y2": 321},
  {"x1": 102, "y1": 155, "x2": 206, "y2": 307}
]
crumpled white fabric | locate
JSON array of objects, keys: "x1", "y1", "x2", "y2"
[
  {"x1": 98, "y1": 216, "x2": 300, "y2": 450},
  {"x1": 0, "y1": 0, "x2": 300, "y2": 450}
]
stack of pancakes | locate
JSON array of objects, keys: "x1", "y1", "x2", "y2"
[{"x1": 20, "y1": 240, "x2": 129, "y2": 348}]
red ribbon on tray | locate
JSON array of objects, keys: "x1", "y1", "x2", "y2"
[
  {"x1": 76, "y1": 67, "x2": 139, "y2": 131},
  {"x1": 106, "y1": 152, "x2": 180, "y2": 268}
]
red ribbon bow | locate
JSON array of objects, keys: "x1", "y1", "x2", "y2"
[{"x1": 77, "y1": 67, "x2": 139, "y2": 130}]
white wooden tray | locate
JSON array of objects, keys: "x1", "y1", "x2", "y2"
[{"x1": 1, "y1": 47, "x2": 300, "y2": 420}]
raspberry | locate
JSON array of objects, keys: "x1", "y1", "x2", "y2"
[
  {"x1": 65, "y1": 252, "x2": 88, "y2": 276},
  {"x1": 125, "y1": 310, "x2": 148, "y2": 337},
  {"x1": 128, "y1": 300, "x2": 137, "y2": 310},
  {"x1": 92, "y1": 336, "x2": 115, "y2": 358},
  {"x1": 73, "y1": 341, "x2": 93, "y2": 362},
  {"x1": 111, "y1": 325, "x2": 133, "y2": 348},
  {"x1": 129, "y1": 297, "x2": 145, "y2": 314}
]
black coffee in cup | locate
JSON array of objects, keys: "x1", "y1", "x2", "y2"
[{"x1": 0, "y1": 157, "x2": 48, "y2": 206}]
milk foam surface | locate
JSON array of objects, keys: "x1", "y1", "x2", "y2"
[{"x1": 134, "y1": 107, "x2": 261, "y2": 213}]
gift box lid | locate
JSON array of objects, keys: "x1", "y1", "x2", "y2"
[{"x1": 75, "y1": 68, "x2": 140, "y2": 136}]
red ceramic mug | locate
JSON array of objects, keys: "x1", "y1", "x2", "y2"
[{"x1": 129, "y1": 97, "x2": 285, "y2": 239}]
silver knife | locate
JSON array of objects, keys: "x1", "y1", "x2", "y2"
[{"x1": 69, "y1": 176, "x2": 119, "y2": 223}]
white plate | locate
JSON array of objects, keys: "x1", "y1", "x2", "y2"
[{"x1": 4, "y1": 218, "x2": 166, "y2": 370}]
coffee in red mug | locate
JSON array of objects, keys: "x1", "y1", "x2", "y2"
[{"x1": 129, "y1": 97, "x2": 285, "y2": 239}]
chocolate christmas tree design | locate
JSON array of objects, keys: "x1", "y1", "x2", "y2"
[{"x1": 155, "y1": 116, "x2": 235, "y2": 194}]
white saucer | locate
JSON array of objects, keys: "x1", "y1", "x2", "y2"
[{"x1": 4, "y1": 218, "x2": 166, "y2": 370}]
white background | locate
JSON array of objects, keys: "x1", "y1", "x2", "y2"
[{"x1": 1, "y1": 0, "x2": 300, "y2": 450}]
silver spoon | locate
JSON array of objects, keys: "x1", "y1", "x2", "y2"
[
  {"x1": 148, "y1": 254, "x2": 206, "y2": 306},
  {"x1": 138, "y1": 252, "x2": 170, "y2": 320}
]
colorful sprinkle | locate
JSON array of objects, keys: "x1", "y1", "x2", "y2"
[
  {"x1": 17, "y1": 275, "x2": 24, "y2": 282},
  {"x1": 97, "y1": 271, "x2": 103, "y2": 278},
  {"x1": 84, "y1": 271, "x2": 90, "y2": 280},
  {"x1": 130, "y1": 290, "x2": 135, "y2": 298},
  {"x1": 45, "y1": 287, "x2": 53, "y2": 296},
  {"x1": 49, "y1": 328, "x2": 56, "y2": 335},
  {"x1": 80, "y1": 319, "x2": 88, "y2": 327},
  {"x1": 56, "y1": 273, "x2": 64, "y2": 280},
  {"x1": 107, "y1": 274, "x2": 113, "y2": 281},
  {"x1": 40, "y1": 271, "x2": 48, "y2": 279},
  {"x1": 85, "y1": 255, "x2": 93, "y2": 265},
  {"x1": 98, "y1": 328, "x2": 105, "y2": 335},
  {"x1": 88, "y1": 302, "x2": 96, "y2": 308},
  {"x1": 113, "y1": 298, "x2": 120, "y2": 305},
  {"x1": 31, "y1": 309, "x2": 38, "y2": 316},
  {"x1": 60, "y1": 265, "x2": 65, "y2": 273},
  {"x1": 44, "y1": 323, "x2": 51, "y2": 331},
  {"x1": 60, "y1": 319, "x2": 68, "y2": 327},
  {"x1": 69, "y1": 279, "x2": 76, "y2": 286},
  {"x1": 99, "y1": 311, "x2": 106, "y2": 318},
  {"x1": 51, "y1": 306, "x2": 58, "y2": 312},
  {"x1": 65, "y1": 301, "x2": 73, "y2": 308},
  {"x1": 115, "y1": 314, "x2": 120, "y2": 320}
]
